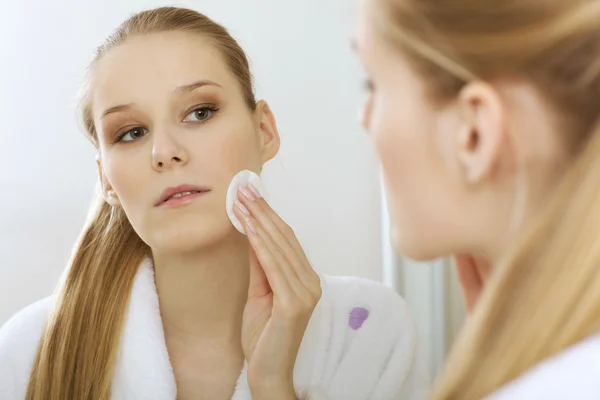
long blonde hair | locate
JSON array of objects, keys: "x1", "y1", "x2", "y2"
[
  {"x1": 373, "y1": 0, "x2": 600, "y2": 398},
  {"x1": 26, "y1": 7, "x2": 256, "y2": 399}
]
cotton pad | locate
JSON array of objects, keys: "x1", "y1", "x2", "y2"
[{"x1": 226, "y1": 170, "x2": 264, "y2": 234}]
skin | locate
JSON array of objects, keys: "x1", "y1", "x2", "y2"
[
  {"x1": 355, "y1": 0, "x2": 570, "y2": 312},
  {"x1": 93, "y1": 31, "x2": 319, "y2": 399}
]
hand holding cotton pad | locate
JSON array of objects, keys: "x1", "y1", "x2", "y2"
[{"x1": 226, "y1": 170, "x2": 264, "y2": 234}]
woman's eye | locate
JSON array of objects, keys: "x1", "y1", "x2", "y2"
[
  {"x1": 364, "y1": 79, "x2": 375, "y2": 93},
  {"x1": 183, "y1": 105, "x2": 218, "y2": 123},
  {"x1": 118, "y1": 127, "x2": 148, "y2": 143}
]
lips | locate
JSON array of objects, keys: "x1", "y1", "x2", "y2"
[
  {"x1": 156, "y1": 184, "x2": 210, "y2": 206},
  {"x1": 165, "y1": 190, "x2": 200, "y2": 201}
]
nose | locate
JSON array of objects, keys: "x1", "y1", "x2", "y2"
[{"x1": 151, "y1": 132, "x2": 189, "y2": 172}]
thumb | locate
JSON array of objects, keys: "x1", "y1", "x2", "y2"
[{"x1": 247, "y1": 245, "x2": 271, "y2": 299}]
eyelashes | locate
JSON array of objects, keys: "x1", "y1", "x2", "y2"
[
  {"x1": 111, "y1": 104, "x2": 221, "y2": 144},
  {"x1": 114, "y1": 126, "x2": 148, "y2": 143},
  {"x1": 182, "y1": 104, "x2": 220, "y2": 123}
]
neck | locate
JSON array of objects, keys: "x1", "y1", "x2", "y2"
[{"x1": 153, "y1": 234, "x2": 250, "y2": 343}]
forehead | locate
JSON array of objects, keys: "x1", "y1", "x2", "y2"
[{"x1": 91, "y1": 31, "x2": 234, "y2": 109}]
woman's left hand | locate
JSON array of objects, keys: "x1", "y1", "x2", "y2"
[{"x1": 233, "y1": 184, "x2": 322, "y2": 400}]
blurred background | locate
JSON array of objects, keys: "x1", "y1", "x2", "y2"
[{"x1": 0, "y1": 0, "x2": 464, "y2": 378}]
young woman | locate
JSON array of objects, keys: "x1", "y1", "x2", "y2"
[
  {"x1": 353, "y1": 0, "x2": 600, "y2": 398},
  {"x1": 0, "y1": 7, "x2": 429, "y2": 400}
]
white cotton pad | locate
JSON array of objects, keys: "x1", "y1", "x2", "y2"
[{"x1": 226, "y1": 170, "x2": 264, "y2": 234}]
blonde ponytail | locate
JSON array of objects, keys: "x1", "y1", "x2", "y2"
[{"x1": 26, "y1": 195, "x2": 147, "y2": 399}]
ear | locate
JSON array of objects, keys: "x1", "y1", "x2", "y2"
[
  {"x1": 254, "y1": 100, "x2": 281, "y2": 165},
  {"x1": 456, "y1": 81, "x2": 506, "y2": 183},
  {"x1": 96, "y1": 155, "x2": 121, "y2": 207}
]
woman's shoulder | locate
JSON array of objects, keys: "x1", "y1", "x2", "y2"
[
  {"x1": 293, "y1": 275, "x2": 429, "y2": 400},
  {"x1": 319, "y1": 274, "x2": 419, "y2": 342},
  {"x1": 0, "y1": 296, "x2": 55, "y2": 348},
  {"x1": 0, "y1": 296, "x2": 55, "y2": 398},
  {"x1": 321, "y1": 274, "x2": 412, "y2": 318},
  {"x1": 488, "y1": 333, "x2": 600, "y2": 400}
]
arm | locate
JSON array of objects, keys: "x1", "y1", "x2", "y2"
[
  {"x1": 0, "y1": 349, "x2": 18, "y2": 400},
  {"x1": 0, "y1": 297, "x2": 54, "y2": 400},
  {"x1": 323, "y1": 280, "x2": 431, "y2": 400},
  {"x1": 369, "y1": 307, "x2": 430, "y2": 400}
]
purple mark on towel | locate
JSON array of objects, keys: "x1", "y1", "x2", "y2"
[{"x1": 349, "y1": 307, "x2": 369, "y2": 330}]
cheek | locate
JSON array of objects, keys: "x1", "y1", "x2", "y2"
[
  {"x1": 369, "y1": 90, "x2": 423, "y2": 179},
  {"x1": 103, "y1": 150, "x2": 150, "y2": 214},
  {"x1": 219, "y1": 129, "x2": 261, "y2": 171},
  {"x1": 368, "y1": 91, "x2": 444, "y2": 219},
  {"x1": 199, "y1": 123, "x2": 263, "y2": 185}
]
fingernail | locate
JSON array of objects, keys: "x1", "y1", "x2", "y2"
[
  {"x1": 245, "y1": 218, "x2": 258, "y2": 234},
  {"x1": 239, "y1": 186, "x2": 255, "y2": 201},
  {"x1": 248, "y1": 184, "x2": 262, "y2": 199},
  {"x1": 235, "y1": 200, "x2": 250, "y2": 215}
]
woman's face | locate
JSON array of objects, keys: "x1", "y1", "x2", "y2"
[
  {"x1": 355, "y1": 1, "x2": 472, "y2": 260},
  {"x1": 92, "y1": 31, "x2": 279, "y2": 254}
]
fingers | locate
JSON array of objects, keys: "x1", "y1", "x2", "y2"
[
  {"x1": 246, "y1": 245, "x2": 271, "y2": 299},
  {"x1": 237, "y1": 186, "x2": 319, "y2": 290},
  {"x1": 234, "y1": 186, "x2": 321, "y2": 305},
  {"x1": 240, "y1": 185, "x2": 306, "y2": 259},
  {"x1": 235, "y1": 201, "x2": 294, "y2": 298}
]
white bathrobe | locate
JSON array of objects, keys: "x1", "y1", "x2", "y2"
[
  {"x1": 0, "y1": 259, "x2": 430, "y2": 399},
  {"x1": 486, "y1": 332, "x2": 600, "y2": 399}
]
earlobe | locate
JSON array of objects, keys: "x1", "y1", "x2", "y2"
[
  {"x1": 96, "y1": 156, "x2": 121, "y2": 207},
  {"x1": 104, "y1": 189, "x2": 120, "y2": 207},
  {"x1": 255, "y1": 100, "x2": 281, "y2": 165},
  {"x1": 456, "y1": 81, "x2": 505, "y2": 184}
]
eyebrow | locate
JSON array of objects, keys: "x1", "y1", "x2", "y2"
[
  {"x1": 100, "y1": 80, "x2": 223, "y2": 119},
  {"x1": 350, "y1": 39, "x2": 358, "y2": 52},
  {"x1": 174, "y1": 79, "x2": 223, "y2": 93},
  {"x1": 101, "y1": 104, "x2": 134, "y2": 119}
]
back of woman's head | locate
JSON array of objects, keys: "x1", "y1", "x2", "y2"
[
  {"x1": 371, "y1": 0, "x2": 600, "y2": 398},
  {"x1": 26, "y1": 7, "x2": 255, "y2": 400},
  {"x1": 375, "y1": 0, "x2": 600, "y2": 113}
]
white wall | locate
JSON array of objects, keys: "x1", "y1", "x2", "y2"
[{"x1": 0, "y1": 0, "x2": 382, "y2": 325}]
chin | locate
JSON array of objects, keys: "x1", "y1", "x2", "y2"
[
  {"x1": 145, "y1": 218, "x2": 237, "y2": 254},
  {"x1": 390, "y1": 224, "x2": 444, "y2": 262}
]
